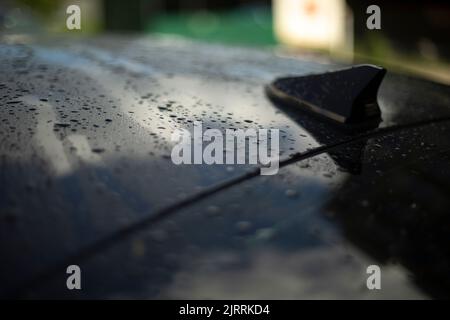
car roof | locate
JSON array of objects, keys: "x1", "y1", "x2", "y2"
[{"x1": 1, "y1": 35, "x2": 450, "y2": 298}]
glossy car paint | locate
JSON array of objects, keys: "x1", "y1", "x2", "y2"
[{"x1": 1, "y1": 36, "x2": 450, "y2": 298}]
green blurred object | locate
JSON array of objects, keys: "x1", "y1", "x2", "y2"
[
  {"x1": 147, "y1": 7, "x2": 276, "y2": 46},
  {"x1": 14, "y1": 0, "x2": 58, "y2": 17}
]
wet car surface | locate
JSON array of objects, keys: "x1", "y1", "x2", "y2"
[{"x1": 1, "y1": 35, "x2": 450, "y2": 299}]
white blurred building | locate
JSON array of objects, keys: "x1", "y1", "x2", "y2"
[{"x1": 273, "y1": 0, "x2": 353, "y2": 57}]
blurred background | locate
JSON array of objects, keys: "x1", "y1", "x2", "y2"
[{"x1": 0, "y1": 0, "x2": 449, "y2": 84}]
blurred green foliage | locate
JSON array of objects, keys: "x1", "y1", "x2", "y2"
[
  {"x1": 147, "y1": 8, "x2": 276, "y2": 47},
  {"x1": 14, "y1": 0, "x2": 59, "y2": 17}
]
